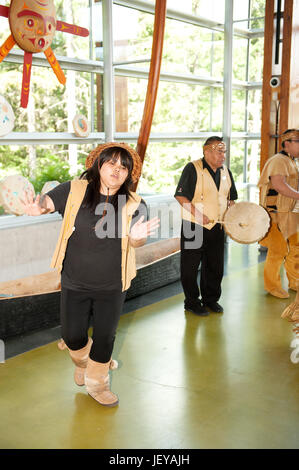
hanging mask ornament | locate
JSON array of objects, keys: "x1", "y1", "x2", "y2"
[
  {"x1": 0, "y1": 1, "x2": 89, "y2": 108},
  {"x1": 0, "y1": 95, "x2": 15, "y2": 136}
]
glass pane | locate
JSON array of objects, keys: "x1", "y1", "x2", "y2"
[
  {"x1": 52, "y1": 0, "x2": 91, "y2": 60},
  {"x1": 230, "y1": 140, "x2": 261, "y2": 203},
  {"x1": 163, "y1": 20, "x2": 224, "y2": 77},
  {"x1": 138, "y1": 141, "x2": 206, "y2": 195},
  {"x1": 0, "y1": 15, "x2": 10, "y2": 43},
  {"x1": 230, "y1": 140, "x2": 245, "y2": 185},
  {"x1": 231, "y1": 89, "x2": 246, "y2": 132},
  {"x1": 166, "y1": 0, "x2": 225, "y2": 23},
  {"x1": 0, "y1": 65, "x2": 94, "y2": 132},
  {"x1": 125, "y1": 78, "x2": 223, "y2": 133},
  {"x1": 209, "y1": 88, "x2": 223, "y2": 131},
  {"x1": 93, "y1": 0, "x2": 103, "y2": 51},
  {"x1": 249, "y1": 37, "x2": 264, "y2": 82},
  {"x1": 234, "y1": 1, "x2": 250, "y2": 22},
  {"x1": 233, "y1": 38, "x2": 248, "y2": 81},
  {"x1": 0, "y1": 142, "x2": 94, "y2": 194},
  {"x1": 247, "y1": 88, "x2": 262, "y2": 133},
  {"x1": 233, "y1": 0, "x2": 265, "y2": 29},
  {"x1": 246, "y1": 140, "x2": 261, "y2": 186},
  {"x1": 250, "y1": 0, "x2": 266, "y2": 29},
  {"x1": 113, "y1": 5, "x2": 152, "y2": 71},
  {"x1": 153, "y1": 82, "x2": 221, "y2": 133},
  {"x1": 113, "y1": 5, "x2": 224, "y2": 78}
]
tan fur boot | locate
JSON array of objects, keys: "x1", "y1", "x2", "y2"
[
  {"x1": 67, "y1": 338, "x2": 93, "y2": 386},
  {"x1": 261, "y1": 223, "x2": 289, "y2": 297},
  {"x1": 285, "y1": 234, "x2": 299, "y2": 291},
  {"x1": 85, "y1": 357, "x2": 119, "y2": 407}
]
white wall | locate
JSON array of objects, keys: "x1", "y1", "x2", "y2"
[
  {"x1": 0, "y1": 195, "x2": 181, "y2": 283},
  {"x1": 0, "y1": 214, "x2": 62, "y2": 282}
]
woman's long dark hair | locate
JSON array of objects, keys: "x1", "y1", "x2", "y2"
[{"x1": 80, "y1": 146, "x2": 134, "y2": 211}]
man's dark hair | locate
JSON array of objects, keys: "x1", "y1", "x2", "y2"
[{"x1": 203, "y1": 136, "x2": 223, "y2": 147}]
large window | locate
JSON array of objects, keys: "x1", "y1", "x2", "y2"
[
  {"x1": 0, "y1": 0, "x2": 101, "y2": 190},
  {"x1": 0, "y1": 0, "x2": 265, "y2": 204},
  {"x1": 230, "y1": 0, "x2": 264, "y2": 202}
]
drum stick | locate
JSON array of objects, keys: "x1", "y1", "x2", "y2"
[{"x1": 210, "y1": 220, "x2": 249, "y2": 227}]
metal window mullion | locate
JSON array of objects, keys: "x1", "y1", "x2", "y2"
[
  {"x1": 210, "y1": 31, "x2": 215, "y2": 131},
  {"x1": 1, "y1": 131, "x2": 261, "y2": 145},
  {"x1": 233, "y1": 16, "x2": 265, "y2": 23},
  {"x1": 0, "y1": 132, "x2": 106, "y2": 145},
  {"x1": 223, "y1": 0, "x2": 234, "y2": 168},
  {"x1": 89, "y1": 0, "x2": 95, "y2": 133},
  {"x1": 114, "y1": 65, "x2": 262, "y2": 89},
  {"x1": 102, "y1": 0, "x2": 115, "y2": 142},
  {"x1": 3, "y1": 50, "x2": 104, "y2": 73},
  {"x1": 113, "y1": 0, "x2": 263, "y2": 38},
  {"x1": 243, "y1": 0, "x2": 251, "y2": 184},
  {"x1": 114, "y1": 0, "x2": 225, "y2": 32},
  {"x1": 3, "y1": 50, "x2": 262, "y2": 90}
]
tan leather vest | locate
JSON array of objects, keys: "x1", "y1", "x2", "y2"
[
  {"x1": 181, "y1": 159, "x2": 232, "y2": 230},
  {"x1": 259, "y1": 153, "x2": 299, "y2": 213},
  {"x1": 50, "y1": 179, "x2": 141, "y2": 291}
]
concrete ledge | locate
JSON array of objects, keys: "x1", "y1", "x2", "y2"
[{"x1": 0, "y1": 194, "x2": 181, "y2": 282}]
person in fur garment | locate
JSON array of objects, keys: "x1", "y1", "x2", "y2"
[{"x1": 258, "y1": 129, "x2": 299, "y2": 299}]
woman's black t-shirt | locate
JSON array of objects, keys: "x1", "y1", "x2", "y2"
[{"x1": 47, "y1": 181, "x2": 148, "y2": 292}]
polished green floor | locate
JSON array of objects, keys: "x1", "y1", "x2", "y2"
[{"x1": 0, "y1": 247, "x2": 298, "y2": 449}]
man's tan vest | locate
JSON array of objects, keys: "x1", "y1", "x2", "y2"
[
  {"x1": 258, "y1": 153, "x2": 299, "y2": 213},
  {"x1": 50, "y1": 179, "x2": 142, "y2": 291},
  {"x1": 181, "y1": 159, "x2": 232, "y2": 230}
]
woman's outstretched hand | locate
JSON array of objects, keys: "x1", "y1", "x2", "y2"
[
  {"x1": 20, "y1": 191, "x2": 53, "y2": 216},
  {"x1": 129, "y1": 215, "x2": 160, "y2": 246}
]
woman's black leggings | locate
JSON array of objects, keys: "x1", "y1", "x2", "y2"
[{"x1": 60, "y1": 287, "x2": 126, "y2": 363}]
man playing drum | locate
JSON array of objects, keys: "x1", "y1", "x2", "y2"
[
  {"x1": 175, "y1": 136, "x2": 238, "y2": 315},
  {"x1": 258, "y1": 129, "x2": 299, "y2": 298}
]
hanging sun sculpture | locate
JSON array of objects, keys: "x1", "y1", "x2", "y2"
[{"x1": 0, "y1": 0, "x2": 89, "y2": 108}]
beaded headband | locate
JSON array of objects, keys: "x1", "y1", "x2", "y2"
[
  {"x1": 281, "y1": 130, "x2": 299, "y2": 143},
  {"x1": 203, "y1": 141, "x2": 226, "y2": 152},
  {"x1": 85, "y1": 142, "x2": 142, "y2": 183}
]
